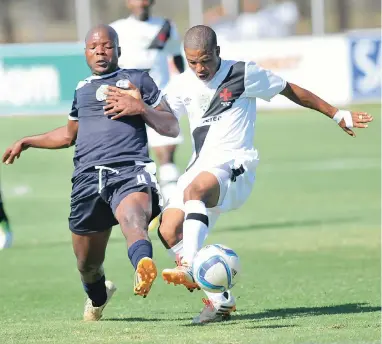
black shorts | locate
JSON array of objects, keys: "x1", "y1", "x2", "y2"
[{"x1": 69, "y1": 162, "x2": 162, "y2": 235}]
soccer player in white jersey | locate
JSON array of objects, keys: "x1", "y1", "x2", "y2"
[
  {"x1": 110, "y1": 0, "x2": 185, "y2": 206},
  {"x1": 105, "y1": 25, "x2": 373, "y2": 324},
  {"x1": 0, "y1": 185, "x2": 12, "y2": 249}
]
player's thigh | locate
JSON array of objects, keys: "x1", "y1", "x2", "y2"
[
  {"x1": 114, "y1": 188, "x2": 152, "y2": 225},
  {"x1": 72, "y1": 229, "x2": 112, "y2": 266},
  {"x1": 183, "y1": 167, "x2": 232, "y2": 208},
  {"x1": 110, "y1": 163, "x2": 162, "y2": 226}
]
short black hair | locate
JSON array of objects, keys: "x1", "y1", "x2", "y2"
[
  {"x1": 184, "y1": 25, "x2": 217, "y2": 51},
  {"x1": 85, "y1": 24, "x2": 119, "y2": 45}
]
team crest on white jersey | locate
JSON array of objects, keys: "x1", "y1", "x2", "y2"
[
  {"x1": 96, "y1": 84, "x2": 108, "y2": 101},
  {"x1": 116, "y1": 79, "x2": 131, "y2": 89},
  {"x1": 219, "y1": 87, "x2": 233, "y2": 107}
]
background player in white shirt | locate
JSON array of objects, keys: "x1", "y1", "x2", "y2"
[
  {"x1": 110, "y1": 0, "x2": 185, "y2": 206},
  {"x1": 104, "y1": 25, "x2": 373, "y2": 324},
  {"x1": 0, "y1": 184, "x2": 12, "y2": 249}
]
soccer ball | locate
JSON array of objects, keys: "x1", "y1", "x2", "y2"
[{"x1": 192, "y1": 244, "x2": 241, "y2": 293}]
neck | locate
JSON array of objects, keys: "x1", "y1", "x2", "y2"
[
  {"x1": 133, "y1": 14, "x2": 150, "y2": 22},
  {"x1": 92, "y1": 66, "x2": 119, "y2": 76}
]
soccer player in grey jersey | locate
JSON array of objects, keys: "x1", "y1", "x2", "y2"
[{"x1": 2, "y1": 24, "x2": 179, "y2": 321}]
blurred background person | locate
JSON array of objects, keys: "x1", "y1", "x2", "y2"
[
  {"x1": 0, "y1": 184, "x2": 12, "y2": 249},
  {"x1": 110, "y1": 0, "x2": 185, "y2": 214},
  {"x1": 207, "y1": 0, "x2": 299, "y2": 41}
]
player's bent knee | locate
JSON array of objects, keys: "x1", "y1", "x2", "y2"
[
  {"x1": 158, "y1": 210, "x2": 184, "y2": 248},
  {"x1": 183, "y1": 183, "x2": 207, "y2": 202}
]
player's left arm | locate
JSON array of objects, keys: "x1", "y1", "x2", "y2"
[{"x1": 280, "y1": 82, "x2": 373, "y2": 137}]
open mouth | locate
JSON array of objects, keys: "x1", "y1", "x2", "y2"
[
  {"x1": 96, "y1": 60, "x2": 108, "y2": 67},
  {"x1": 198, "y1": 74, "x2": 209, "y2": 80}
]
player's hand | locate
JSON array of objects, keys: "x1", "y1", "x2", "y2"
[
  {"x1": 2, "y1": 140, "x2": 28, "y2": 165},
  {"x1": 104, "y1": 84, "x2": 145, "y2": 119},
  {"x1": 338, "y1": 111, "x2": 373, "y2": 137},
  {"x1": 105, "y1": 84, "x2": 142, "y2": 100}
]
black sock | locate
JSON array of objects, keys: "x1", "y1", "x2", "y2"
[
  {"x1": 82, "y1": 275, "x2": 107, "y2": 307},
  {"x1": 128, "y1": 240, "x2": 153, "y2": 270}
]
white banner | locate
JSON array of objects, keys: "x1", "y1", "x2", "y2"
[{"x1": 219, "y1": 34, "x2": 351, "y2": 109}]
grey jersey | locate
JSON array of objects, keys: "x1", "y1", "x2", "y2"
[{"x1": 69, "y1": 69, "x2": 162, "y2": 175}]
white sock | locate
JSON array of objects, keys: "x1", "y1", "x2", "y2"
[
  {"x1": 204, "y1": 290, "x2": 229, "y2": 304},
  {"x1": 182, "y1": 200, "x2": 209, "y2": 264},
  {"x1": 167, "y1": 239, "x2": 184, "y2": 261},
  {"x1": 159, "y1": 163, "x2": 179, "y2": 203}
]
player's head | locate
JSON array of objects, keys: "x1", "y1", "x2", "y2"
[
  {"x1": 126, "y1": 0, "x2": 154, "y2": 21},
  {"x1": 184, "y1": 25, "x2": 220, "y2": 82},
  {"x1": 85, "y1": 24, "x2": 121, "y2": 76}
]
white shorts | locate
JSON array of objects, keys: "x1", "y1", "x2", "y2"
[
  {"x1": 146, "y1": 126, "x2": 184, "y2": 148},
  {"x1": 166, "y1": 150, "x2": 259, "y2": 228}
]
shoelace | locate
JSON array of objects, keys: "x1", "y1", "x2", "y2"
[{"x1": 202, "y1": 298, "x2": 214, "y2": 310}]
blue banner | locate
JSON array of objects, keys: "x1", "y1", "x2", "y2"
[{"x1": 349, "y1": 33, "x2": 381, "y2": 101}]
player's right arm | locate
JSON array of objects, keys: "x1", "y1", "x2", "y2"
[{"x1": 2, "y1": 120, "x2": 78, "y2": 165}]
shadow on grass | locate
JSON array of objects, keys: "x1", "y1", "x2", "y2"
[
  {"x1": 218, "y1": 216, "x2": 362, "y2": 233},
  {"x1": 103, "y1": 317, "x2": 169, "y2": 322},
  {"x1": 250, "y1": 324, "x2": 297, "y2": 329},
  {"x1": 233, "y1": 303, "x2": 381, "y2": 321}
]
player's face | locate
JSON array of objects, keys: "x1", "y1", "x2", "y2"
[
  {"x1": 85, "y1": 30, "x2": 121, "y2": 76},
  {"x1": 127, "y1": 0, "x2": 153, "y2": 21},
  {"x1": 185, "y1": 47, "x2": 221, "y2": 82}
]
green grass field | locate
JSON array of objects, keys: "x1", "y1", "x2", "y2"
[{"x1": 0, "y1": 104, "x2": 380, "y2": 344}]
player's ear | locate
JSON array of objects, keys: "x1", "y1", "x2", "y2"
[
  {"x1": 118, "y1": 47, "x2": 121, "y2": 58},
  {"x1": 216, "y1": 46, "x2": 220, "y2": 57}
]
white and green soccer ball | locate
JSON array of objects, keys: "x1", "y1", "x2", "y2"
[{"x1": 192, "y1": 244, "x2": 241, "y2": 293}]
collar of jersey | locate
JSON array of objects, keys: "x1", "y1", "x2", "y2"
[
  {"x1": 201, "y1": 59, "x2": 227, "y2": 86},
  {"x1": 85, "y1": 68, "x2": 121, "y2": 82}
]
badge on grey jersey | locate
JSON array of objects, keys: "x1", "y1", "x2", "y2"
[
  {"x1": 116, "y1": 79, "x2": 131, "y2": 89},
  {"x1": 96, "y1": 84, "x2": 108, "y2": 101}
]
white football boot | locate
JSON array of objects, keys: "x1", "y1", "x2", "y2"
[
  {"x1": 192, "y1": 291, "x2": 236, "y2": 324},
  {"x1": 83, "y1": 280, "x2": 117, "y2": 321},
  {"x1": 162, "y1": 256, "x2": 200, "y2": 292}
]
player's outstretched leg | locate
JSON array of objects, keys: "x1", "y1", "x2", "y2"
[
  {"x1": 72, "y1": 230, "x2": 117, "y2": 321},
  {"x1": 159, "y1": 208, "x2": 200, "y2": 291},
  {"x1": 0, "y1": 191, "x2": 12, "y2": 250},
  {"x1": 115, "y1": 189, "x2": 158, "y2": 298},
  {"x1": 158, "y1": 216, "x2": 236, "y2": 323}
]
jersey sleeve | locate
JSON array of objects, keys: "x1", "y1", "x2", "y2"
[
  {"x1": 163, "y1": 78, "x2": 187, "y2": 120},
  {"x1": 140, "y1": 71, "x2": 162, "y2": 108},
  {"x1": 244, "y1": 61, "x2": 287, "y2": 101},
  {"x1": 68, "y1": 91, "x2": 78, "y2": 121},
  {"x1": 163, "y1": 22, "x2": 182, "y2": 56}
]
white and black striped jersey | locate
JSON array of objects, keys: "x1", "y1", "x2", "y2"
[
  {"x1": 164, "y1": 59, "x2": 286, "y2": 169},
  {"x1": 110, "y1": 16, "x2": 181, "y2": 90}
]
